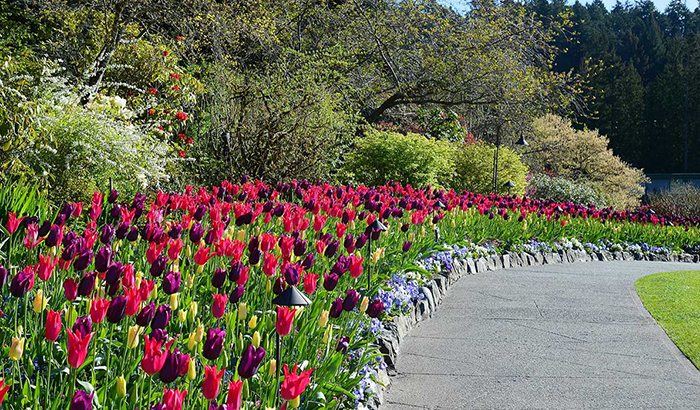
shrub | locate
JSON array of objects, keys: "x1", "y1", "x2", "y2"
[
  {"x1": 649, "y1": 183, "x2": 700, "y2": 218},
  {"x1": 342, "y1": 130, "x2": 455, "y2": 187},
  {"x1": 527, "y1": 115, "x2": 648, "y2": 209},
  {"x1": 527, "y1": 174, "x2": 607, "y2": 207},
  {"x1": 451, "y1": 141, "x2": 528, "y2": 195}
]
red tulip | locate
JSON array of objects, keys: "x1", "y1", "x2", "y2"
[
  {"x1": 66, "y1": 328, "x2": 93, "y2": 368},
  {"x1": 262, "y1": 253, "x2": 278, "y2": 277},
  {"x1": 226, "y1": 380, "x2": 243, "y2": 409},
  {"x1": 276, "y1": 306, "x2": 296, "y2": 337},
  {"x1": 89, "y1": 298, "x2": 110, "y2": 324},
  {"x1": 125, "y1": 286, "x2": 142, "y2": 316},
  {"x1": 280, "y1": 363, "x2": 314, "y2": 401},
  {"x1": 202, "y1": 365, "x2": 225, "y2": 401},
  {"x1": 163, "y1": 387, "x2": 187, "y2": 410},
  {"x1": 4, "y1": 212, "x2": 23, "y2": 234},
  {"x1": 142, "y1": 335, "x2": 172, "y2": 375},
  {"x1": 45, "y1": 309, "x2": 62, "y2": 341},
  {"x1": 194, "y1": 246, "x2": 212, "y2": 266},
  {"x1": 212, "y1": 294, "x2": 227, "y2": 319},
  {"x1": 0, "y1": 378, "x2": 9, "y2": 405},
  {"x1": 349, "y1": 255, "x2": 364, "y2": 279},
  {"x1": 335, "y1": 222, "x2": 347, "y2": 238},
  {"x1": 303, "y1": 273, "x2": 318, "y2": 295},
  {"x1": 37, "y1": 254, "x2": 58, "y2": 281},
  {"x1": 63, "y1": 278, "x2": 79, "y2": 301},
  {"x1": 23, "y1": 223, "x2": 43, "y2": 249},
  {"x1": 168, "y1": 239, "x2": 184, "y2": 261}
]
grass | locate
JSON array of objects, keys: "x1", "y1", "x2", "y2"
[{"x1": 636, "y1": 270, "x2": 700, "y2": 369}]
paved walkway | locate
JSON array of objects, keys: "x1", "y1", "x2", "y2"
[{"x1": 384, "y1": 261, "x2": 700, "y2": 409}]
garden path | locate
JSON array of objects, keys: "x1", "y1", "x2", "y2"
[{"x1": 383, "y1": 261, "x2": 700, "y2": 409}]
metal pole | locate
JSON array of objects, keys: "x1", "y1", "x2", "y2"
[
  {"x1": 367, "y1": 236, "x2": 372, "y2": 290},
  {"x1": 275, "y1": 332, "x2": 281, "y2": 406},
  {"x1": 493, "y1": 126, "x2": 501, "y2": 194}
]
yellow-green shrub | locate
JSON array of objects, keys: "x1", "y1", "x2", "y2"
[{"x1": 451, "y1": 142, "x2": 528, "y2": 195}]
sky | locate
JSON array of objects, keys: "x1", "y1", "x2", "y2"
[{"x1": 440, "y1": 0, "x2": 699, "y2": 13}]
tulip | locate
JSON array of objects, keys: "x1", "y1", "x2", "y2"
[
  {"x1": 5, "y1": 212, "x2": 23, "y2": 234},
  {"x1": 136, "y1": 302, "x2": 156, "y2": 327},
  {"x1": 72, "y1": 316, "x2": 92, "y2": 338},
  {"x1": 106, "y1": 296, "x2": 127, "y2": 323},
  {"x1": 349, "y1": 255, "x2": 364, "y2": 279},
  {"x1": 303, "y1": 273, "x2": 318, "y2": 295},
  {"x1": 252, "y1": 331, "x2": 261, "y2": 348},
  {"x1": 45, "y1": 224, "x2": 63, "y2": 248},
  {"x1": 203, "y1": 328, "x2": 226, "y2": 360},
  {"x1": 116, "y1": 375, "x2": 127, "y2": 397},
  {"x1": 212, "y1": 294, "x2": 227, "y2": 319},
  {"x1": 9, "y1": 337, "x2": 24, "y2": 360},
  {"x1": 322, "y1": 272, "x2": 339, "y2": 292},
  {"x1": 67, "y1": 328, "x2": 93, "y2": 368},
  {"x1": 187, "y1": 358, "x2": 197, "y2": 380},
  {"x1": 63, "y1": 278, "x2": 78, "y2": 301},
  {"x1": 69, "y1": 390, "x2": 93, "y2": 410},
  {"x1": 187, "y1": 332, "x2": 197, "y2": 351},
  {"x1": 229, "y1": 285, "x2": 245, "y2": 304},
  {"x1": 336, "y1": 336, "x2": 350, "y2": 353},
  {"x1": 202, "y1": 365, "x2": 225, "y2": 401},
  {"x1": 73, "y1": 249, "x2": 93, "y2": 271},
  {"x1": 163, "y1": 271, "x2": 181, "y2": 294},
  {"x1": 95, "y1": 246, "x2": 112, "y2": 273},
  {"x1": 77, "y1": 272, "x2": 97, "y2": 297},
  {"x1": 127, "y1": 325, "x2": 142, "y2": 349},
  {"x1": 141, "y1": 336, "x2": 172, "y2": 375},
  {"x1": 262, "y1": 252, "x2": 278, "y2": 276},
  {"x1": 152, "y1": 304, "x2": 172, "y2": 329},
  {"x1": 160, "y1": 348, "x2": 190, "y2": 383},
  {"x1": 188, "y1": 301, "x2": 199, "y2": 323},
  {"x1": 163, "y1": 387, "x2": 187, "y2": 410},
  {"x1": 238, "y1": 344, "x2": 266, "y2": 379},
  {"x1": 280, "y1": 363, "x2": 314, "y2": 402},
  {"x1": 0, "y1": 378, "x2": 10, "y2": 405},
  {"x1": 10, "y1": 266, "x2": 35, "y2": 297},
  {"x1": 276, "y1": 306, "x2": 296, "y2": 337},
  {"x1": 150, "y1": 255, "x2": 168, "y2": 277},
  {"x1": 227, "y1": 379, "x2": 244, "y2": 409},
  {"x1": 268, "y1": 359, "x2": 277, "y2": 377},
  {"x1": 402, "y1": 241, "x2": 413, "y2": 252},
  {"x1": 33, "y1": 289, "x2": 49, "y2": 313},
  {"x1": 367, "y1": 298, "x2": 385, "y2": 318},
  {"x1": 330, "y1": 297, "x2": 343, "y2": 318},
  {"x1": 248, "y1": 315, "x2": 258, "y2": 329},
  {"x1": 318, "y1": 310, "x2": 329, "y2": 328},
  {"x1": 0, "y1": 265, "x2": 8, "y2": 288},
  {"x1": 45, "y1": 309, "x2": 62, "y2": 341},
  {"x1": 37, "y1": 254, "x2": 58, "y2": 281},
  {"x1": 194, "y1": 323, "x2": 205, "y2": 342},
  {"x1": 359, "y1": 296, "x2": 369, "y2": 314},
  {"x1": 211, "y1": 268, "x2": 226, "y2": 289},
  {"x1": 237, "y1": 303, "x2": 247, "y2": 321}
]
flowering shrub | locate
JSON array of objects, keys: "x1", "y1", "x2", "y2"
[{"x1": 0, "y1": 180, "x2": 699, "y2": 410}]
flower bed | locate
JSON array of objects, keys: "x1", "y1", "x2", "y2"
[{"x1": 0, "y1": 181, "x2": 699, "y2": 409}]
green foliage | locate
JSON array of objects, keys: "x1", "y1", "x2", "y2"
[
  {"x1": 649, "y1": 183, "x2": 700, "y2": 218},
  {"x1": 527, "y1": 174, "x2": 607, "y2": 207},
  {"x1": 528, "y1": 115, "x2": 648, "y2": 209},
  {"x1": 451, "y1": 142, "x2": 528, "y2": 195},
  {"x1": 636, "y1": 271, "x2": 700, "y2": 369},
  {"x1": 0, "y1": 180, "x2": 52, "y2": 221},
  {"x1": 342, "y1": 130, "x2": 455, "y2": 187}
]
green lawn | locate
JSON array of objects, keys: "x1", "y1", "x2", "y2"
[{"x1": 636, "y1": 271, "x2": 700, "y2": 369}]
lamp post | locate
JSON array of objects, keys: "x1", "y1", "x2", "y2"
[
  {"x1": 366, "y1": 219, "x2": 387, "y2": 290},
  {"x1": 271, "y1": 286, "x2": 311, "y2": 405},
  {"x1": 493, "y1": 128, "x2": 528, "y2": 194},
  {"x1": 504, "y1": 181, "x2": 515, "y2": 195},
  {"x1": 434, "y1": 200, "x2": 447, "y2": 242}
]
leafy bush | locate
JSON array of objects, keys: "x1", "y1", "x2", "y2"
[
  {"x1": 649, "y1": 183, "x2": 700, "y2": 218},
  {"x1": 343, "y1": 130, "x2": 455, "y2": 187},
  {"x1": 527, "y1": 174, "x2": 607, "y2": 207},
  {"x1": 527, "y1": 115, "x2": 648, "y2": 209},
  {"x1": 0, "y1": 179, "x2": 52, "y2": 221},
  {"x1": 451, "y1": 142, "x2": 528, "y2": 195}
]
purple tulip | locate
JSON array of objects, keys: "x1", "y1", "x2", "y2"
[
  {"x1": 355, "y1": 233, "x2": 368, "y2": 249},
  {"x1": 116, "y1": 222, "x2": 129, "y2": 240},
  {"x1": 108, "y1": 189, "x2": 119, "y2": 203},
  {"x1": 301, "y1": 253, "x2": 315, "y2": 269},
  {"x1": 162, "y1": 271, "x2": 181, "y2": 295},
  {"x1": 73, "y1": 249, "x2": 93, "y2": 271},
  {"x1": 72, "y1": 316, "x2": 93, "y2": 338},
  {"x1": 293, "y1": 239, "x2": 307, "y2": 257},
  {"x1": 273, "y1": 277, "x2": 286, "y2": 295},
  {"x1": 10, "y1": 268, "x2": 35, "y2": 297},
  {"x1": 127, "y1": 226, "x2": 140, "y2": 241},
  {"x1": 324, "y1": 240, "x2": 339, "y2": 258},
  {"x1": 367, "y1": 298, "x2": 385, "y2": 318},
  {"x1": 45, "y1": 224, "x2": 63, "y2": 247},
  {"x1": 203, "y1": 328, "x2": 226, "y2": 360},
  {"x1": 228, "y1": 261, "x2": 244, "y2": 282},
  {"x1": 323, "y1": 272, "x2": 339, "y2": 292},
  {"x1": 238, "y1": 344, "x2": 266, "y2": 379},
  {"x1": 168, "y1": 224, "x2": 183, "y2": 240},
  {"x1": 212, "y1": 267, "x2": 226, "y2": 289},
  {"x1": 159, "y1": 348, "x2": 190, "y2": 383},
  {"x1": 105, "y1": 262, "x2": 124, "y2": 285},
  {"x1": 150, "y1": 328, "x2": 168, "y2": 343},
  {"x1": 343, "y1": 289, "x2": 360, "y2": 311},
  {"x1": 189, "y1": 223, "x2": 204, "y2": 243},
  {"x1": 402, "y1": 241, "x2": 413, "y2": 252},
  {"x1": 330, "y1": 297, "x2": 343, "y2": 318},
  {"x1": 107, "y1": 296, "x2": 127, "y2": 323},
  {"x1": 137, "y1": 302, "x2": 156, "y2": 327},
  {"x1": 229, "y1": 285, "x2": 245, "y2": 304},
  {"x1": 69, "y1": 389, "x2": 94, "y2": 410},
  {"x1": 336, "y1": 336, "x2": 350, "y2": 353},
  {"x1": 100, "y1": 223, "x2": 115, "y2": 244},
  {"x1": 0, "y1": 265, "x2": 8, "y2": 287},
  {"x1": 283, "y1": 264, "x2": 300, "y2": 286},
  {"x1": 150, "y1": 255, "x2": 168, "y2": 277},
  {"x1": 151, "y1": 305, "x2": 171, "y2": 329},
  {"x1": 77, "y1": 272, "x2": 97, "y2": 297}
]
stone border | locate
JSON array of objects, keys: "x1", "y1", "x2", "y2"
[{"x1": 366, "y1": 249, "x2": 700, "y2": 409}]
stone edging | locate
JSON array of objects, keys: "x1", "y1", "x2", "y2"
[{"x1": 367, "y1": 249, "x2": 700, "y2": 409}]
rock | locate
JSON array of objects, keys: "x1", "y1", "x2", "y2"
[
  {"x1": 622, "y1": 251, "x2": 632, "y2": 261},
  {"x1": 465, "y1": 258, "x2": 476, "y2": 274},
  {"x1": 421, "y1": 287, "x2": 435, "y2": 312},
  {"x1": 416, "y1": 299, "x2": 431, "y2": 321},
  {"x1": 486, "y1": 256, "x2": 497, "y2": 271},
  {"x1": 433, "y1": 276, "x2": 447, "y2": 295},
  {"x1": 475, "y1": 258, "x2": 487, "y2": 273},
  {"x1": 533, "y1": 253, "x2": 544, "y2": 265},
  {"x1": 502, "y1": 254, "x2": 511, "y2": 269}
]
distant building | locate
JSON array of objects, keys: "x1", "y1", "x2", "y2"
[{"x1": 646, "y1": 173, "x2": 700, "y2": 193}]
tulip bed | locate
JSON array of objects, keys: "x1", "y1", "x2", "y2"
[{"x1": 0, "y1": 180, "x2": 699, "y2": 410}]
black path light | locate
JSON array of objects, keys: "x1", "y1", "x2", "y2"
[
  {"x1": 504, "y1": 180, "x2": 516, "y2": 195},
  {"x1": 272, "y1": 286, "x2": 311, "y2": 405},
  {"x1": 434, "y1": 200, "x2": 447, "y2": 242},
  {"x1": 366, "y1": 219, "x2": 387, "y2": 290},
  {"x1": 493, "y1": 128, "x2": 529, "y2": 194}
]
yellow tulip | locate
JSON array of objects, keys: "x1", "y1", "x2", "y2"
[
  {"x1": 178, "y1": 310, "x2": 187, "y2": 323},
  {"x1": 318, "y1": 310, "x2": 329, "y2": 328},
  {"x1": 187, "y1": 332, "x2": 197, "y2": 351},
  {"x1": 237, "y1": 303, "x2": 247, "y2": 321},
  {"x1": 252, "y1": 331, "x2": 261, "y2": 348},
  {"x1": 248, "y1": 315, "x2": 258, "y2": 329},
  {"x1": 322, "y1": 326, "x2": 333, "y2": 345},
  {"x1": 188, "y1": 301, "x2": 198, "y2": 323},
  {"x1": 359, "y1": 296, "x2": 369, "y2": 314},
  {"x1": 194, "y1": 324, "x2": 204, "y2": 343},
  {"x1": 169, "y1": 293, "x2": 179, "y2": 311},
  {"x1": 186, "y1": 273, "x2": 195, "y2": 289},
  {"x1": 127, "y1": 325, "x2": 142, "y2": 349},
  {"x1": 135, "y1": 271, "x2": 143, "y2": 288},
  {"x1": 116, "y1": 375, "x2": 127, "y2": 397},
  {"x1": 289, "y1": 396, "x2": 301, "y2": 408},
  {"x1": 236, "y1": 230, "x2": 246, "y2": 242},
  {"x1": 268, "y1": 359, "x2": 277, "y2": 377},
  {"x1": 9, "y1": 337, "x2": 24, "y2": 361},
  {"x1": 33, "y1": 289, "x2": 48, "y2": 313},
  {"x1": 187, "y1": 358, "x2": 197, "y2": 380}
]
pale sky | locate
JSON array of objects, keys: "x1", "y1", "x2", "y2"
[{"x1": 440, "y1": 0, "x2": 699, "y2": 13}]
